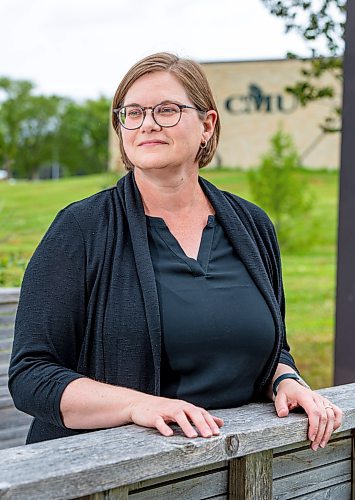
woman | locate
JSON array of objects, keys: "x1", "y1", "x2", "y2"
[{"x1": 9, "y1": 52, "x2": 342, "y2": 449}]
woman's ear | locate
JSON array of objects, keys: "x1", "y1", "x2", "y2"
[{"x1": 203, "y1": 110, "x2": 218, "y2": 140}]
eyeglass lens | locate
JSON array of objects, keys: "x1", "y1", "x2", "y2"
[{"x1": 119, "y1": 103, "x2": 181, "y2": 129}]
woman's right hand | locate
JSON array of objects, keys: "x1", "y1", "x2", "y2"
[{"x1": 128, "y1": 394, "x2": 224, "y2": 438}]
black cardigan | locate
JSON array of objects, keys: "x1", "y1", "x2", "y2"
[{"x1": 9, "y1": 171, "x2": 298, "y2": 444}]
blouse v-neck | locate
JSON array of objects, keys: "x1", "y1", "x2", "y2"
[{"x1": 145, "y1": 215, "x2": 216, "y2": 276}]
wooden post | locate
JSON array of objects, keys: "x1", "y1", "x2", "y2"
[
  {"x1": 79, "y1": 487, "x2": 128, "y2": 500},
  {"x1": 352, "y1": 429, "x2": 355, "y2": 500},
  {"x1": 229, "y1": 450, "x2": 273, "y2": 499},
  {"x1": 334, "y1": 0, "x2": 355, "y2": 384}
]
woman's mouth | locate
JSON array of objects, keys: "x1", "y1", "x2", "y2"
[{"x1": 138, "y1": 140, "x2": 168, "y2": 147}]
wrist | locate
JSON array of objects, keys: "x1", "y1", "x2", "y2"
[
  {"x1": 273, "y1": 372, "x2": 310, "y2": 397},
  {"x1": 126, "y1": 390, "x2": 153, "y2": 423}
]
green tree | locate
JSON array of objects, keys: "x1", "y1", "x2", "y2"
[
  {"x1": 84, "y1": 97, "x2": 111, "y2": 170},
  {"x1": 57, "y1": 97, "x2": 110, "y2": 175},
  {"x1": 0, "y1": 78, "x2": 35, "y2": 176},
  {"x1": 0, "y1": 78, "x2": 63, "y2": 178},
  {"x1": 0, "y1": 77, "x2": 110, "y2": 178},
  {"x1": 260, "y1": 0, "x2": 346, "y2": 132},
  {"x1": 13, "y1": 95, "x2": 62, "y2": 179},
  {"x1": 248, "y1": 129, "x2": 313, "y2": 250}
]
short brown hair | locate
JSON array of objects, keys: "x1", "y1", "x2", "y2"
[{"x1": 112, "y1": 52, "x2": 220, "y2": 170}]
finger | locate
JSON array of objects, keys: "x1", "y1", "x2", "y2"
[
  {"x1": 212, "y1": 416, "x2": 224, "y2": 427},
  {"x1": 274, "y1": 391, "x2": 289, "y2": 418},
  {"x1": 155, "y1": 416, "x2": 174, "y2": 437},
  {"x1": 312, "y1": 401, "x2": 328, "y2": 450},
  {"x1": 202, "y1": 412, "x2": 221, "y2": 435},
  {"x1": 320, "y1": 408, "x2": 335, "y2": 448},
  {"x1": 332, "y1": 404, "x2": 343, "y2": 430},
  {"x1": 299, "y1": 397, "x2": 321, "y2": 443},
  {"x1": 185, "y1": 410, "x2": 214, "y2": 438},
  {"x1": 174, "y1": 411, "x2": 199, "y2": 438}
]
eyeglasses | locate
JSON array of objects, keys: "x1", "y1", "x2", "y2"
[{"x1": 113, "y1": 102, "x2": 205, "y2": 130}]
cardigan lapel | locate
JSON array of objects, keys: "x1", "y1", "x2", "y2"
[
  {"x1": 117, "y1": 172, "x2": 162, "y2": 394},
  {"x1": 199, "y1": 176, "x2": 275, "y2": 300}
]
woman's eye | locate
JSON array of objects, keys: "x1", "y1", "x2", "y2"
[
  {"x1": 157, "y1": 105, "x2": 178, "y2": 114},
  {"x1": 128, "y1": 108, "x2": 143, "y2": 118}
]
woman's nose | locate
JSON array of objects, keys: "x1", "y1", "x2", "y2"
[{"x1": 140, "y1": 109, "x2": 161, "y2": 132}]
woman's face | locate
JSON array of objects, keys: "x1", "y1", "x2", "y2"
[{"x1": 120, "y1": 71, "x2": 215, "y2": 173}]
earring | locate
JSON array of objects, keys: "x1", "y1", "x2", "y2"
[{"x1": 200, "y1": 139, "x2": 207, "y2": 149}]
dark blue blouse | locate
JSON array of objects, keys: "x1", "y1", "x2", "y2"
[{"x1": 146, "y1": 214, "x2": 275, "y2": 410}]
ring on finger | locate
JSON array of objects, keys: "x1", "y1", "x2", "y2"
[{"x1": 324, "y1": 404, "x2": 333, "y2": 410}]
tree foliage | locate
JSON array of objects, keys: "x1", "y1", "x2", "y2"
[
  {"x1": 0, "y1": 78, "x2": 36, "y2": 176},
  {"x1": 56, "y1": 97, "x2": 110, "y2": 176},
  {"x1": 248, "y1": 128, "x2": 314, "y2": 250},
  {"x1": 0, "y1": 77, "x2": 110, "y2": 179},
  {"x1": 260, "y1": 0, "x2": 346, "y2": 132}
]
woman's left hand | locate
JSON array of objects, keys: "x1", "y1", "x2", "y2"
[{"x1": 274, "y1": 379, "x2": 343, "y2": 451}]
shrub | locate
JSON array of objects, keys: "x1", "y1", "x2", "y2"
[{"x1": 248, "y1": 128, "x2": 315, "y2": 251}]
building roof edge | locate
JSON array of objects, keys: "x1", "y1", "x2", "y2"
[{"x1": 200, "y1": 56, "x2": 337, "y2": 65}]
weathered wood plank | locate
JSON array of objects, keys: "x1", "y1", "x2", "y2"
[
  {"x1": 0, "y1": 406, "x2": 32, "y2": 430},
  {"x1": 0, "y1": 387, "x2": 11, "y2": 400},
  {"x1": 273, "y1": 460, "x2": 351, "y2": 499},
  {"x1": 0, "y1": 314, "x2": 15, "y2": 325},
  {"x1": 0, "y1": 352, "x2": 11, "y2": 366},
  {"x1": 0, "y1": 384, "x2": 354, "y2": 499},
  {"x1": 0, "y1": 375, "x2": 12, "y2": 391},
  {"x1": 0, "y1": 424, "x2": 29, "y2": 443},
  {"x1": 0, "y1": 394, "x2": 21, "y2": 410},
  {"x1": 0, "y1": 362, "x2": 11, "y2": 376},
  {"x1": 273, "y1": 437, "x2": 351, "y2": 479},
  {"x1": 0, "y1": 336, "x2": 14, "y2": 349},
  {"x1": 274, "y1": 430, "x2": 351, "y2": 456},
  {"x1": 288, "y1": 482, "x2": 351, "y2": 500},
  {"x1": 0, "y1": 422, "x2": 29, "y2": 438},
  {"x1": 229, "y1": 450, "x2": 272, "y2": 500},
  {"x1": 352, "y1": 429, "x2": 354, "y2": 500},
  {"x1": 0, "y1": 383, "x2": 11, "y2": 396},
  {"x1": 0, "y1": 376, "x2": 10, "y2": 393},
  {"x1": 0, "y1": 303, "x2": 17, "y2": 314},
  {"x1": 0, "y1": 288, "x2": 20, "y2": 304},
  {"x1": 0, "y1": 440, "x2": 25, "y2": 451},
  {"x1": 129, "y1": 469, "x2": 227, "y2": 499},
  {"x1": 0, "y1": 435, "x2": 27, "y2": 451},
  {"x1": 128, "y1": 462, "x2": 227, "y2": 492}
]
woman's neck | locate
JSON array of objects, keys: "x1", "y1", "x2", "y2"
[{"x1": 133, "y1": 166, "x2": 213, "y2": 218}]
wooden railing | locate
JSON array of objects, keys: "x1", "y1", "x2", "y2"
[
  {"x1": 0, "y1": 288, "x2": 32, "y2": 450},
  {"x1": 0, "y1": 383, "x2": 354, "y2": 499},
  {"x1": 1, "y1": 288, "x2": 354, "y2": 499}
]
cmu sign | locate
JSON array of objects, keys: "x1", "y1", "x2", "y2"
[
  {"x1": 201, "y1": 58, "x2": 341, "y2": 169},
  {"x1": 225, "y1": 84, "x2": 298, "y2": 115}
]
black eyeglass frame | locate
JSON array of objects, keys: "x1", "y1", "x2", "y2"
[{"x1": 112, "y1": 102, "x2": 206, "y2": 130}]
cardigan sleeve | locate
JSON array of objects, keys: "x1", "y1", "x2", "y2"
[{"x1": 8, "y1": 208, "x2": 88, "y2": 428}]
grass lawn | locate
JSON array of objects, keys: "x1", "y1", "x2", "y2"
[{"x1": 0, "y1": 168, "x2": 339, "y2": 389}]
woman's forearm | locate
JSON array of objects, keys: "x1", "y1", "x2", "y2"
[
  {"x1": 60, "y1": 378, "x2": 224, "y2": 439},
  {"x1": 60, "y1": 378, "x2": 149, "y2": 429}
]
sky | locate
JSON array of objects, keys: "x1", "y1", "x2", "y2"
[{"x1": 0, "y1": 0, "x2": 321, "y2": 101}]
